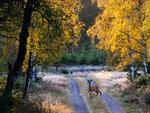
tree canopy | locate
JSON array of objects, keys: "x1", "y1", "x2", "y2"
[
  {"x1": 87, "y1": 0, "x2": 150, "y2": 71},
  {"x1": 0, "y1": 0, "x2": 84, "y2": 71}
]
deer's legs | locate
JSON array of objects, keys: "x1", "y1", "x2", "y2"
[
  {"x1": 89, "y1": 91, "x2": 92, "y2": 95},
  {"x1": 96, "y1": 91, "x2": 98, "y2": 95}
]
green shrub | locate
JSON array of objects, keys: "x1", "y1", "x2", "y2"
[
  {"x1": 61, "y1": 53, "x2": 78, "y2": 65},
  {"x1": 36, "y1": 77, "x2": 43, "y2": 83},
  {"x1": 61, "y1": 45, "x2": 106, "y2": 65},
  {"x1": 147, "y1": 62, "x2": 150, "y2": 74},
  {"x1": 85, "y1": 45, "x2": 106, "y2": 65},
  {"x1": 106, "y1": 67, "x2": 113, "y2": 71},
  {"x1": 79, "y1": 53, "x2": 87, "y2": 65},
  {"x1": 13, "y1": 76, "x2": 25, "y2": 91},
  {"x1": 60, "y1": 69, "x2": 69, "y2": 74},
  {"x1": 70, "y1": 71, "x2": 73, "y2": 74},
  {"x1": 135, "y1": 75, "x2": 150, "y2": 86},
  {"x1": 145, "y1": 92, "x2": 150, "y2": 105},
  {"x1": 145, "y1": 86, "x2": 150, "y2": 105},
  {"x1": 70, "y1": 54, "x2": 78, "y2": 64},
  {"x1": 61, "y1": 54, "x2": 71, "y2": 64}
]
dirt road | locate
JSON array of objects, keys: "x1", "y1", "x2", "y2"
[
  {"x1": 86, "y1": 78, "x2": 126, "y2": 113},
  {"x1": 101, "y1": 94, "x2": 126, "y2": 113},
  {"x1": 68, "y1": 78, "x2": 90, "y2": 113}
]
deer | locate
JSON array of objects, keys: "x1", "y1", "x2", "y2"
[{"x1": 87, "y1": 79, "x2": 102, "y2": 95}]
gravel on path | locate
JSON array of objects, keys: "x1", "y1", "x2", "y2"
[{"x1": 68, "y1": 78, "x2": 90, "y2": 113}]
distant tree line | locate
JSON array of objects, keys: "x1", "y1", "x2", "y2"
[{"x1": 61, "y1": 45, "x2": 107, "y2": 65}]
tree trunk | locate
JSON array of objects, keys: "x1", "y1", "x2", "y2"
[
  {"x1": 130, "y1": 52, "x2": 134, "y2": 83},
  {"x1": 2, "y1": 0, "x2": 36, "y2": 107},
  {"x1": 22, "y1": 52, "x2": 34, "y2": 101},
  {"x1": 127, "y1": 15, "x2": 134, "y2": 83},
  {"x1": 139, "y1": 0, "x2": 148, "y2": 75},
  {"x1": 141, "y1": 31, "x2": 148, "y2": 74},
  {"x1": 32, "y1": 66, "x2": 37, "y2": 83}
]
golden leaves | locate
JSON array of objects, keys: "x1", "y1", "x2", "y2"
[
  {"x1": 21, "y1": 0, "x2": 84, "y2": 70},
  {"x1": 88, "y1": 0, "x2": 150, "y2": 70}
]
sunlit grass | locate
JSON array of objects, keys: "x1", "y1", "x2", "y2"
[
  {"x1": 91, "y1": 71, "x2": 127, "y2": 93},
  {"x1": 12, "y1": 74, "x2": 72, "y2": 113}
]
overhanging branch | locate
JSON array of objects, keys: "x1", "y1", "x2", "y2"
[{"x1": 0, "y1": 33, "x2": 20, "y2": 41}]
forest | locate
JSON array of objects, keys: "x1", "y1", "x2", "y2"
[{"x1": 0, "y1": 0, "x2": 150, "y2": 113}]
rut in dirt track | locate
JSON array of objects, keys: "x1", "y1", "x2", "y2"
[
  {"x1": 68, "y1": 78, "x2": 90, "y2": 113},
  {"x1": 86, "y1": 78, "x2": 127, "y2": 113}
]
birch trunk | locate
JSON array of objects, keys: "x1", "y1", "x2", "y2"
[
  {"x1": 127, "y1": 15, "x2": 134, "y2": 83},
  {"x1": 130, "y1": 52, "x2": 134, "y2": 83},
  {"x1": 139, "y1": 0, "x2": 148, "y2": 75},
  {"x1": 22, "y1": 52, "x2": 34, "y2": 101}
]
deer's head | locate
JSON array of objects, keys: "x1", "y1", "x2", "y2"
[{"x1": 87, "y1": 79, "x2": 92, "y2": 84}]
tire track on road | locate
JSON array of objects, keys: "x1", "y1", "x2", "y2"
[{"x1": 68, "y1": 78, "x2": 90, "y2": 113}]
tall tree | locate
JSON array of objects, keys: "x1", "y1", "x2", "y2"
[
  {"x1": 3, "y1": 0, "x2": 36, "y2": 104},
  {"x1": 87, "y1": 0, "x2": 149, "y2": 73},
  {"x1": 138, "y1": 0, "x2": 148, "y2": 74},
  {"x1": 21, "y1": 0, "x2": 83, "y2": 101}
]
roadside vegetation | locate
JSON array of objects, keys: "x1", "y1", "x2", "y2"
[
  {"x1": 92, "y1": 71, "x2": 150, "y2": 113},
  {"x1": 120, "y1": 74, "x2": 150, "y2": 113},
  {"x1": 13, "y1": 74, "x2": 72, "y2": 113},
  {"x1": 0, "y1": 73, "x2": 72, "y2": 113}
]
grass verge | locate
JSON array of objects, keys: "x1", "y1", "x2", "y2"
[
  {"x1": 12, "y1": 75, "x2": 72, "y2": 113},
  {"x1": 92, "y1": 72, "x2": 148, "y2": 113}
]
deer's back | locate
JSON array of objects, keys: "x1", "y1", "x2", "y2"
[{"x1": 89, "y1": 86, "x2": 99, "y2": 91}]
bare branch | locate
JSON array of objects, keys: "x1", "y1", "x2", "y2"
[
  {"x1": 0, "y1": 40, "x2": 10, "y2": 45},
  {"x1": 0, "y1": 33, "x2": 32, "y2": 46},
  {"x1": 128, "y1": 48, "x2": 143, "y2": 55},
  {"x1": 0, "y1": 33, "x2": 20, "y2": 41},
  {"x1": 121, "y1": 31, "x2": 143, "y2": 44},
  {"x1": 35, "y1": 10, "x2": 54, "y2": 23}
]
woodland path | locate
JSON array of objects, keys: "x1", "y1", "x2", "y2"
[
  {"x1": 86, "y1": 78, "x2": 127, "y2": 113},
  {"x1": 68, "y1": 78, "x2": 90, "y2": 113},
  {"x1": 68, "y1": 77, "x2": 127, "y2": 113}
]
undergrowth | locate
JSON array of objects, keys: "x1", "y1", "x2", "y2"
[
  {"x1": 11, "y1": 75, "x2": 72, "y2": 113},
  {"x1": 112, "y1": 74, "x2": 150, "y2": 113}
]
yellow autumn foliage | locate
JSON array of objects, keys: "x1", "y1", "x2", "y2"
[
  {"x1": 22, "y1": 0, "x2": 84, "y2": 71},
  {"x1": 87, "y1": 0, "x2": 150, "y2": 70}
]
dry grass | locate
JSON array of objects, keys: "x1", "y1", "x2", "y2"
[
  {"x1": 13, "y1": 74, "x2": 72, "y2": 113},
  {"x1": 75, "y1": 77, "x2": 110, "y2": 113},
  {"x1": 91, "y1": 71, "x2": 145, "y2": 113},
  {"x1": 91, "y1": 71, "x2": 128, "y2": 93}
]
